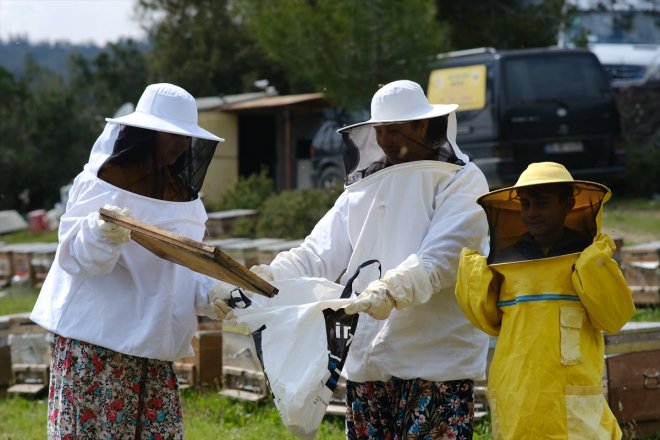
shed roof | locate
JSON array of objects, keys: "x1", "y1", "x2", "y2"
[
  {"x1": 222, "y1": 93, "x2": 326, "y2": 110},
  {"x1": 197, "y1": 92, "x2": 326, "y2": 112}
]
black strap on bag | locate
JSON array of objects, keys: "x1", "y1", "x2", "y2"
[
  {"x1": 227, "y1": 287, "x2": 251, "y2": 309},
  {"x1": 339, "y1": 259, "x2": 382, "y2": 299},
  {"x1": 251, "y1": 259, "x2": 382, "y2": 393},
  {"x1": 323, "y1": 259, "x2": 381, "y2": 391}
]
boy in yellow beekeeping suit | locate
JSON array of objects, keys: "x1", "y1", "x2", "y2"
[{"x1": 455, "y1": 162, "x2": 636, "y2": 439}]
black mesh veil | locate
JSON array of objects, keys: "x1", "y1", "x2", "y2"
[
  {"x1": 181, "y1": 136, "x2": 217, "y2": 198},
  {"x1": 339, "y1": 113, "x2": 467, "y2": 185},
  {"x1": 98, "y1": 125, "x2": 218, "y2": 201},
  {"x1": 479, "y1": 182, "x2": 608, "y2": 264}
]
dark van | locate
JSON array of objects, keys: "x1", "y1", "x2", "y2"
[{"x1": 426, "y1": 47, "x2": 625, "y2": 187}]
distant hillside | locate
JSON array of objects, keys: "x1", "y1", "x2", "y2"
[{"x1": 0, "y1": 37, "x2": 148, "y2": 78}]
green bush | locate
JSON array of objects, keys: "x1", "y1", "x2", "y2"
[
  {"x1": 255, "y1": 186, "x2": 343, "y2": 239},
  {"x1": 204, "y1": 169, "x2": 342, "y2": 239},
  {"x1": 623, "y1": 137, "x2": 660, "y2": 197},
  {"x1": 206, "y1": 168, "x2": 275, "y2": 212}
]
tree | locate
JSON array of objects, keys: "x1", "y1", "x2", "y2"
[
  {"x1": 0, "y1": 41, "x2": 151, "y2": 212},
  {"x1": 135, "y1": 0, "x2": 295, "y2": 97},
  {"x1": 68, "y1": 39, "x2": 150, "y2": 117},
  {"x1": 235, "y1": 0, "x2": 450, "y2": 109},
  {"x1": 0, "y1": 58, "x2": 84, "y2": 211},
  {"x1": 0, "y1": 67, "x2": 30, "y2": 210},
  {"x1": 435, "y1": 0, "x2": 565, "y2": 50}
]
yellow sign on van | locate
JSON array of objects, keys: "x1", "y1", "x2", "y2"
[{"x1": 427, "y1": 64, "x2": 486, "y2": 111}]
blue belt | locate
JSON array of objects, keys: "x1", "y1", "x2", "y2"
[{"x1": 498, "y1": 293, "x2": 580, "y2": 308}]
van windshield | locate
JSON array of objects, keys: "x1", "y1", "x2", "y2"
[
  {"x1": 566, "y1": 10, "x2": 660, "y2": 45},
  {"x1": 503, "y1": 54, "x2": 608, "y2": 104}
]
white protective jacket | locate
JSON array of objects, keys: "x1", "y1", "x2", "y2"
[
  {"x1": 30, "y1": 123, "x2": 217, "y2": 361},
  {"x1": 267, "y1": 160, "x2": 490, "y2": 382}
]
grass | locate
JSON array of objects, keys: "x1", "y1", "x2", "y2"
[
  {"x1": 180, "y1": 390, "x2": 345, "y2": 439},
  {"x1": 0, "y1": 286, "x2": 39, "y2": 316},
  {"x1": 0, "y1": 395, "x2": 48, "y2": 439},
  {"x1": 0, "y1": 389, "x2": 498, "y2": 440},
  {"x1": 0, "y1": 229, "x2": 58, "y2": 245},
  {"x1": 631, "y1": 306, "x2": 660, "y2": 322},
  {"x1": 603, "y1": 196, "x2": 660, "y2": 246},
  {"x1": 0, "y1": 390, "x2": 346, "y2": 440}
]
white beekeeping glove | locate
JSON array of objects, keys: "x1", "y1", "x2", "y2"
[
  {"x1": 208, "y1": 282, "x2": 254, "y2": 321},
  {"x1": 208, "y1": 282, "x2": 236, "y2": 321},
  {"x1": 95, "y1": 204, "x2": 131, "y2": 244},
  {"x1": 344, "y1": 279, "x2": 395, "y2": 320},
  {"x1": 250, "y1": 264, "x2": 275, "y2": 282},
  {"x1": 344, "y1": 254, "x2": 433, "y2": 320}
]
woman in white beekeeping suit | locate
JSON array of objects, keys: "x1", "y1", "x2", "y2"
[
  {"x1": 213, "y1": 80, "x2": 491, "y2": 438},
  {"x1": 31, "y1": 83, "x2": 228, "y2": 439},
  {"x1": 455, "y1": 162, "x2": 636, "y2": 439}
]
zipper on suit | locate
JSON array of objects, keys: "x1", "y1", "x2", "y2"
[{"x1": 378, "y1": 201, "x2": 386, "y2": 264}]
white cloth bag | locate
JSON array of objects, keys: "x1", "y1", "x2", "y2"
[{"x1": 234, "y1": 261, "x2": 380, "y2": 438}]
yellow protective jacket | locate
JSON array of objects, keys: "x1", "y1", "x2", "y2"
[{"x1": 456, "y1": 233, "x2": 635, "y2": 439}]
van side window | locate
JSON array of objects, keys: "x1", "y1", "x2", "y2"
[{"x1": 503, "y1": 55, "x2": 607, "y2": 104}]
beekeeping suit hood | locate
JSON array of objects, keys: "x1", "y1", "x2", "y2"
[
  {"x1": 478, "y1": 162, "x2": 610, "y2": 264},
  {"x1": 87, "y1": 83, "x2": 224, "y2": 200},
  {"x1": 337, "y1": 80, "x2": 468, "y2": 185}
]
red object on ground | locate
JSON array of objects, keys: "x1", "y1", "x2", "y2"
[{"x1": 27, "y1": 210, "x2": 50, "y2": 233}]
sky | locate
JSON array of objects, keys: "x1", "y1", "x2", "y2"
[{"x1": 0, "y1": 0, "x2": 145, "y2": 45}]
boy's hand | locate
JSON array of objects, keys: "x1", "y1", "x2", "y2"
[{"x1": 589, "y1": 233, "x2": 615, "y2": 258}]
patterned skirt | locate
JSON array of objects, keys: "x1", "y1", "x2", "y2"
[
  {"x1": 345, "y1": 377, "x2": 474, "y2": 440},
  {"x1": 47, "y1": 335, "x2": 184, "y2": 440}
]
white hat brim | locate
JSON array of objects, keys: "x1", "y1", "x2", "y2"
[
  {"x1": 106, "y1": 112, "x2": 224, "y2": 142},
  {"x1": 337, "y1": 103, "x2": 459, "y2": 133}
]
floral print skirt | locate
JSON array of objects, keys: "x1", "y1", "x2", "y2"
[
  {"x1": 48, "y1": 335, "x2": 184, "y2": 440},
  {"x1": 345, "y1": 377, "x2": 474, "y2": 440}
]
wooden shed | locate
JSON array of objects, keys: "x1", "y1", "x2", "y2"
[{"x1": 198, "y1": 92, "x2": 329, "y2": 206}]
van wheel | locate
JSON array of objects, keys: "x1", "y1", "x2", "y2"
[{"x1": 318, "y1": 166, "x2": 344, "y2": 188}]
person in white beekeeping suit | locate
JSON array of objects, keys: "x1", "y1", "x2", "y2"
[
  {"x1": 212, "y1": 79, "x2": 491, "y2": 438},
  {"x1": 30, "y1": 83, "x2": 229, "y2": 439},
  {"x1": 455, "y1": 162, "x2": 636, "y2": 439}
]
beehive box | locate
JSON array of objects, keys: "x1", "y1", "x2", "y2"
[
  {"x1": 621, "y1": 241, "x2": 660, "y2": 306},
  {"x1": 0, "y1": 245, "x2": 11, "y2": 287},
  {"x1": 222, "y1": 238, "x2": 284, "y2": 268},
  {"x1": 205, "y1": 209, "x2": 258, "y2": 238},
  {"x1": 6, "y1": 244, "x2": 31, "y2": 286},
  {"x1": 203, "y1": 237, "x2": 250, "y2": 250},
  {"x1": 624, "y1": 261, "x2": 659, "y2": 287},
  {"x1": 7, "y1": 315, "x2": 52, "y2": 395},
  {"x1": 28, "y1": 243, "x2": 58, "y2": 287},
  {"x1": 219, "y1": 323, "x2": 268, "y2": 401},
  {"x1": 604, "y1": 321, "x2": 660, "y2": 438},
  {"x1": 256, "y1": 239, "x2": 305, "y2": 265},
  {"x1": 621, "y1": 241, "x2": 660, "y2": 264},
  {"x1": 3, "y1": 242, "x2": 57, "y2": 287},
  {"x1": 174, "y1": 329, "x2": 223, "y2": 389},
  {"x1": 0, "y1": 315, "x2": 15, "y2": 388},
  {"x1": 8, "y1": 316, "x2": 52, "y2": 366}
]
